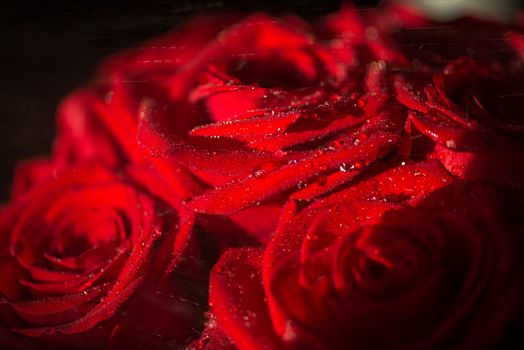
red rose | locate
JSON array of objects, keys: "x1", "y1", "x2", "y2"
[
  {"x1": 205, "y1": 165, "x2": 524, "y2": 349},
  {"x1": 323, "y1": 5, "x2": 524, "y2": 187},
  {"x1": 0, "y1": 161, "x2": 197, "y2": 348},
  {"x1": 22, "y1": 83, "x2": 203, "y2": 237},
  {"x1": 81, "y1": 8, "x2": 421, "y2": 243},
  {"x1": 362, "y1": 4, "x2": 524, "y2": 187},
  {"x1": 395, "y1": 56, "x2": 524, "y2": 187},
  {"x1": 4, "y1": 4, "x2": 524, "y2": 350}
]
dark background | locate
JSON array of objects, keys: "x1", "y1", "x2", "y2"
[{"x1": 0, "y1": 0, "x2": 383, "y2": 200}]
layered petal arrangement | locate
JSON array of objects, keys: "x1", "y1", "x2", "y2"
[
  {"x1": 1, "y1": 3, "x2": 524, "y2": 350},
  {"x1": 0, "y1": 161, "x2": 203, "y2": 349},
  {"x1": 207, "y1": 181, "x2": 523, "y2": 350}
]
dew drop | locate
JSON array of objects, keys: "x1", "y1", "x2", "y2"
[
  {"x1": 252, "y1": 161, "x2": 276, "y2": 178},
  {"x1": 451, "y1": 164, "x2": 462, "y2": 174},
  {"x1": 358, "y1": 133, "x2": 368, "y2": 142},
  {"x1": 273, "y1": 149, "x2": 285, "y2": 158},
  {"x1": 445, "y1": 139, "x2": 457, "y2": 149},
  {"x1": 330, "y1": 139, "x2": 344, "y2": 150}
]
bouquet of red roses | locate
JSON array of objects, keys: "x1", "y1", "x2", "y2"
[{"x1": 1, "y1": 3, "x2": 523, "y2": 349}]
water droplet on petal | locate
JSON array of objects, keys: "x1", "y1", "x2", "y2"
[
  {"x1": 358, "y1": 133, "x2": 368, "y2": 142},
  {"x1": 451, "y1": 164, "x2": 462, "y2": 174},
  {"x1": 445, "y1": 140, "x2": 457, "y2": 149},
  {"x1": 252, "y1": 162, "x2": 276, "y2": 178},
  {"x1": 274, "y1": 149, "x2": 285, "y2": 158},
  {"x1": 329, "y1": 140, "x2": 342, "y2": 151}
]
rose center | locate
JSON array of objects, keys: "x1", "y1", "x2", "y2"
[{"x1": 49, "y1": 210, "x2": 124, "y2": 258}]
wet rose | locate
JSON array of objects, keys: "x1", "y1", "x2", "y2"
[
  {"x1": 395, "y1": 56, "x2": 524, "y2": 186},
  {"x1": 3, "y1": 4, "x2": 524, "y2": 350},
  {"x1": 50, "y1": 84, "x2": 202, "y2": 204},
  {"x1": 205, "y1": 172, "x2": 524, "y2": 349},
  {"x1": 0, "y1": 161, "x2": 196, "y2": 348},
  {"x1": 87, "y1": 8, "x2": 421, "y2": 243}
]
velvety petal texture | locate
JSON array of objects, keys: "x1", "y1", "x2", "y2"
[
  {"x1": 209, "y1": 182, "x2": 524, "y2": 350},
  {"x1": 0, "y1": 162, "x2": 198, "y2": 348},
  {"x1": 3, "y1": 3, "x2": 524, "y2": 350}
]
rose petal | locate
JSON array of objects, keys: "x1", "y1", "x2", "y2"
[{"x1": 210, "y1": 248, "x2": 282, "y2": 350}]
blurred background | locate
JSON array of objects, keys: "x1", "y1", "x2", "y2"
[{"x1": 0, "y1": 0, "x2": 522, "y2": 200}]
